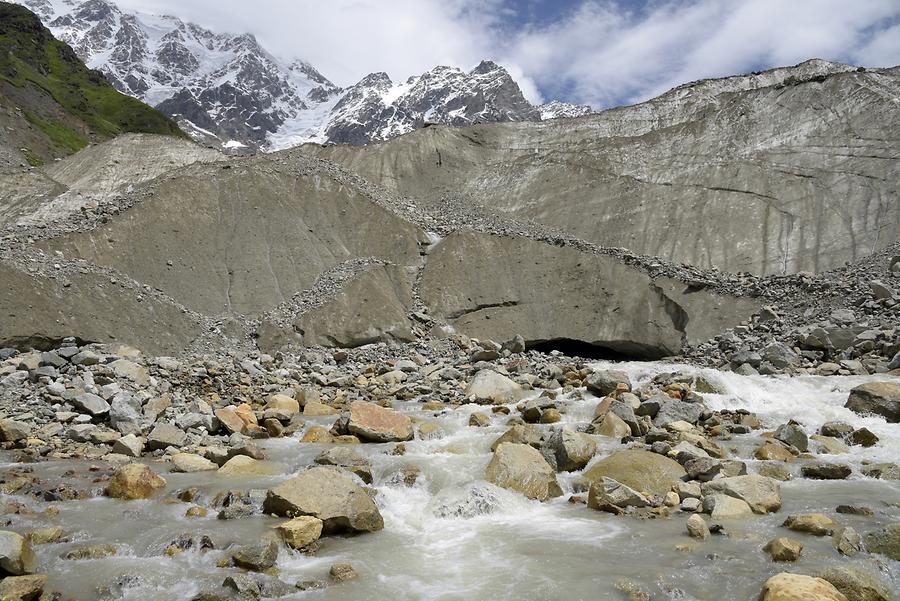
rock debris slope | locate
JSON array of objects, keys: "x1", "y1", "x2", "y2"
[
  {"x1": 309, "y1": 60, "x2": 900, "y2": 276},
  {"x1": 1, "y1": 132, "x2": 767, "y2": 357}
]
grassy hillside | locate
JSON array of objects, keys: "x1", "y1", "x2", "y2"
[{"x1": 0, "y1": 1, "x2": 185, "y2": 163}]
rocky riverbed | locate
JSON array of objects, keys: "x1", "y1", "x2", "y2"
[{"x1": 0, "y1": 336, "x2": 898, "y2": 600}]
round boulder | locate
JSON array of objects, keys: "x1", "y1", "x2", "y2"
[
  {"x1": 583, "y1": 449, "x2": 686, "y2": 496},
  {"x1": 104, "y1": 464, "x2": 166, "y2": 500},
  {"x1": 347, "y1": 400, "x2": 413, "y2": 443},
  {"x1": 485, "y1": 443, "x2": 562, "y2": 501},
  {"x1": 263, "y1": 466, "x2": 384, "y2": 533},
  {"x1": 759, "y1": 573, "x2": 847, "y2": 601}
]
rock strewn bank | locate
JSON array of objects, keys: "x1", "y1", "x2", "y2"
[{"x1": 0, "y1": 333, "x2": 898, "y2": 599}]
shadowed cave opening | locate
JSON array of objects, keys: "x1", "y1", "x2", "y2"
[{"x1": 526, "y1": 338, "x2": 667, "y2": 361}]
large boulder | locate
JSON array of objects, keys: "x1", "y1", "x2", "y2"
[
  {"x1": 0, "y1": 574, "x2": 47, "y2": 600},
  {"x1": 104, "y1": 464, "x2": 166, "y2": 500},
  {"x1": 0, "y1": 531, "x2": 36, "y2": 575},
  {"x1": 759, "y1": 573, "x2": 847, "y2": 601},
  {"x1": 485, "y1": 443, "x2": 562, "y2": 501},
  {"x1": 845, "y1": 382, "x2": 900, "y2": 423},
  {"x1": 146, "y1": 423, "x2": 187, "y2": 451},
  {"x1": 701, "y1": 474, "x2": 781, "y2": 514},
  {"x1": 543, "y1": 427, "x2": 597, "y2": 472},
  {"x1": 587, "y1": 477, "x2": 650, "y2": 510},
  {"x1": 347, "y1": 400, "x2": 413, "y2": 443},
  {"x1": 585, "y1": 370, "x2": 631, "y2": 396},
  {"x1": 262, "y1": 467, "x2": 384, "y2": 533},
  {"x1": 583, "y1": 449, "x2": 686, "y2": 496},
  {"x1": 274, "y1": 516, "x2": 324, "y2": 550},
  {"x1": 72, "y1": 393, "x2": 111, "y2": 418},
  {"x1": 819, "y1": 566, "x2": 893, "y2": 601},
  {"x1": 465, "y1": 370, "x2": 523, "y2": 404},
  {"x1": 864, "y1": 523, "x2": 900, "y2": 560}
]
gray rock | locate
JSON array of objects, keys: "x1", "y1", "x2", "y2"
[
  {"x1": 111, "y1": 433, "x2": 144, "y2": 457},
  {"x1": 774, "y1": 422, "x2": 808, "y2": 452},
  {"x1": 72, "y1": 393, "x2": 111, "y2": 418},
  {"x1": 588, "y1": 477, "x2": 651, "y2": 510},
  {"x1": 845, "y1": 382, "x2": 900, "y2": 423},
  {"x1": 146, "y1": 423, "x2": 187, "y2": 451},
  {"x1": 585, "y1": 370, "x2": 632, "y2": 396}
]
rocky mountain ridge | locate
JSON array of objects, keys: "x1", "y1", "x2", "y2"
[
  {"x1": 309, "y1": 59, "x2": 900, "y2": 276},
  {"x1": 14, "y1": 0, "x2": 590, "y2": 150}
]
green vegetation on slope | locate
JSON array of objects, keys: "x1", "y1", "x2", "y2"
[
  {"x1": 0, "y1": 1, "x2": 185, "y2": 147},
  {"x1": 23, "y1": 110, "x2": 87, "y2": 153}
]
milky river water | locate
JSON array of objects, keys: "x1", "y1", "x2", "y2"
[{"x1": 2, "y1": 361, "x2": 899, "y2": 600}]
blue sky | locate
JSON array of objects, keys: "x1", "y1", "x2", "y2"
[{"x1": 120, "y1": 0, "x2": 900, "y2": 108}]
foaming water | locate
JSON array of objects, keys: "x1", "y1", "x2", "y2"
[{"x1": 3, "y1": 362, "x2": 899, "y2": 600}]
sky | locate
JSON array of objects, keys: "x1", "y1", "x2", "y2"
[{"x1": 116, "y1": 0, "x2": 900, "y2": 108}]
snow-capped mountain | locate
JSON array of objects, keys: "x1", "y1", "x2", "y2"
[{"x1": 15, "y1": 0, "x2": 594, "y2": 150}]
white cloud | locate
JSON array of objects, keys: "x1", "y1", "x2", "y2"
[
  {"x1": 116, "y1": 0, "x2": 504, "y2": 88},
  {"x1": 501, "y1": 0, "x2": 900, "y2": 107},
  {"x1": 114, "y1": 0, "x2": 900, "y2": 108}
]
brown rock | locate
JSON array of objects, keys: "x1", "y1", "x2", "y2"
[
  {"x1": 347, "y1": 400, "x2": 413, "y2": 443},
  {"x1": 104, "y1": 464, "x2": 166, "y2": 500}
]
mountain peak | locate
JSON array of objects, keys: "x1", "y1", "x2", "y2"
[
  {"x1": 13, "y1": 0, "x2": 594, "y2": 151},
  {"x1": 471, "y1": 59, "x2": 503, "y2": 75}
]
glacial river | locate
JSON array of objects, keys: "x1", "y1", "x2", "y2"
[{"x1": 2, "y1": 361, "x2": 899, "y2": 600}]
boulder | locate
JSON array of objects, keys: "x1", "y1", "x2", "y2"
[
  {"x1": 819, "y1": 566, "x2": 892, "y2": 601},
  {"x1": 774, "y1": 423, "x2": 808, "y2": 452},
  {"x1": 104, "y1": 464, "x2": 166, "y2": 500},
  {"x1": 347, "y1": 400, "x2": 413, "y2": 443},
  {"x1": 0, "y1": 420, "x2": 31, "y2": 443},
  {"x1": 845, "y1": 382, "x2": 900, "y2": 423},
  {"x1": 108, "y1": 359, "x2": 149, "y2": 386},
  {"x1": 594, "y1": 412, "x2": 631, "y2": 438},
  {"x1": 653, "y1": 397, "x2": 705, "y2": 427},
  {"x1": 72, "y1": 393, "x2": 110, "y2": 418},
  {"x1": 759, "y1": 573, "x2": 847, "y2": 601},
  {"x1": 585, "y1": 370, "x2": 631, "y2": 396},
  {"x1": 801, "y1": 463, "x2": 851, "y2": 480},
  {"x1": 465, "y1": 370, "x2": 522, "y2": 404},
  {"x1": 330, "y1": 563, "x2": 358, "y2": 583},
  {"x1": 146, "y1": 423, "x2": 187, "y2": 451},
  {"x1": 262, "y1": 466, "x2": 384, "y2": 533},
  {"x1": 700, "y1": 474, "x2": 781, "y2": 514},
  {"x1": 111, "y1": 433, "x2": 143, "y2": 458},
  {"x1": 0, "y1": 574, "x2": 46, "y2": 600},
  {"x1": 491, "y1": 424, "x2": 542, "y2": 451},
  {"x1": 703, "y1": 494, "x2": 754, "y2": 519},
  {"x1": 314, "y1": 447, "x2": 373, "y2": 483},
  {"x1": 0, "y1": 531, "x2": 36, "y2": 575},
  {"x1": 761, "y1": 342, "x2": 801, "y2": 369},
  {"x1": 864, "y1": 523, "x2": 900, "y2": 560},
  {"x1": 686, "y1": 514, "x2": 710, "y2": 540},
  {"x1": 231, "y1": 536, "x2": 278, "y2": 572},
  {"x1": 171, "y1": 453, "x2": 218, "y2": 473},
  {"x1": 543, "y1": 427, "x2": 596, "y2": 472},
  {"x1": 832, "y1": 526, "x2": 862, "y2": 557},
  {"x1": 485, "y1": 443, "x2": 562, "y2": 501},
  {"x1": 214, "y1": 406, "x2": 247, "y2": 434},
  {"x1": 217, "y1": 456, "x2": 281, "y2": 476},
  {"x1": 303, "y1": 401, "x2": 340, "y2": 417},
  {"x1": 782, "y1": 513, "x2": 836, "y2": 536},
  {"x1": 588, "y1": 477, "x2": 651, "y2": 510},
  {"x1": 764, "y1": 537, "x2": 803, "y2": 562},
  {"x1": 754, "y1": 442, "x2": 795, "y2": 462},
  {"x1": 274, "y1": 516, "x2": 323, "y2": 550},
  {"x1": 583, "y1": 449, "x2": 686, "y2": 496},
  {"x1": 265, "y1": 394, "x2": 299, "y2": 414}
]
